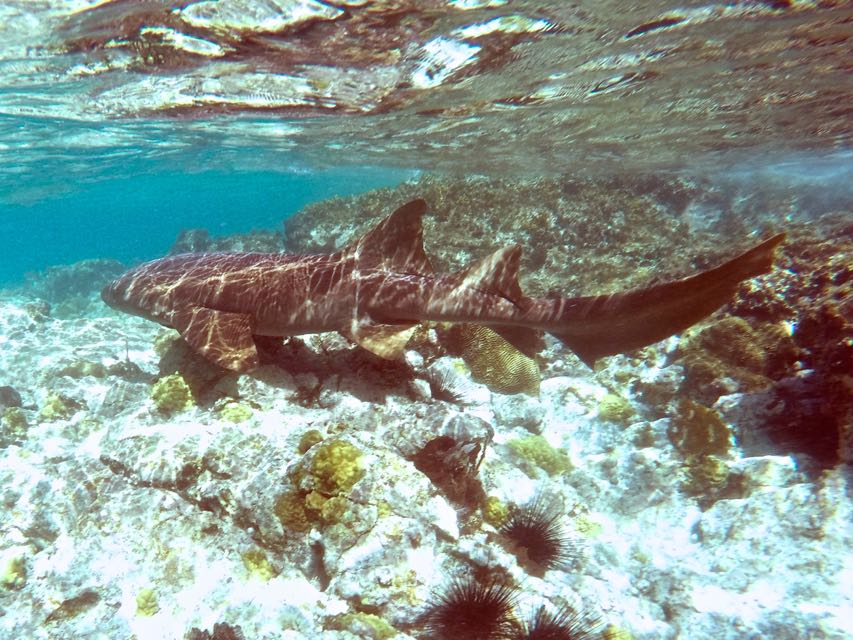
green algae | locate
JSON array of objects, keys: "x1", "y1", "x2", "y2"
[
  {"x1": 508, "y1": 435, "x2": 572, "y2": 477},
  {"x1": 39, "y1": 393, "x2": 84, "y2": 421},
  {"x1": 55, "y1": 360, "x2": 108, "y2": 379},
  {"x1": 1, "y1": 407, "x2": 29, "y2": 443}
]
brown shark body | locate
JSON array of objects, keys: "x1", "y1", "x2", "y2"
[{"x1": 101, "y1": 199, "x2": 784, "y2": 372}]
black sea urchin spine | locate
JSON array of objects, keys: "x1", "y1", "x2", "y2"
[
  {"x1": 500, "y1": 495, "x2": 574, "y2": 573},
  {"x1": 422, "y1": 576, "x2": 518, "y2": 640},
  {"x1": 514, "y1": 605, "x2": 600, "y2": 640}
]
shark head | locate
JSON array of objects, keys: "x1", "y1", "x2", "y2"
[{"x1": 100, "y1": 263, "x2": 166, "y2": 322}]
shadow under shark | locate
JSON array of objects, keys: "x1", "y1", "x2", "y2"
[{"x1": 102, "y1": 199, "x2": 784, "y2": 373}]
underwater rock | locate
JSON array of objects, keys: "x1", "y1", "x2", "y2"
[
  {"x1": 185, "y1": 622, "x2": 246, "y2": 640},
  {"x1": 411, "y1": 435, "x2": 486, "y2": 509},
  {"x1": 0, "y1": 386, "x2": 22, "y2": 408},
  {"x1": 169, "y1": 228, "x2": 283, "y2": 254},
  {"x1": 22, "y1": 258, "x2": 126, "y2": 304},
  {"x1": 284, "y1": 174, "x2": 699, "y2": 298}
]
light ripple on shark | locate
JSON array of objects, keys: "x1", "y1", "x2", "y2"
[{"x1": 102, "y1": 199, "x2": 785, "y2": 373}]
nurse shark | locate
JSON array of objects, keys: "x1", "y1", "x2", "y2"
[{"x1": 102, "y1": 199, "x2": 784, "y2": 373}]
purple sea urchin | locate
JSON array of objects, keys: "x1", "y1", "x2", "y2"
[
  {"x1": 500, "y1": 496, "x2": 574, "y2": 573},
  {"x1": 422, "y1": 577, "x2": 518, "y2": 640},
  {"x1": 514, "y1": 606, "x2": 599, "y2": 640}
]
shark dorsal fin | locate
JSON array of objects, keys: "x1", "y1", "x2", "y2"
[
  {"x1": 450, "y1": 245, "x2": 530, "y2": 309},
  {"x1": 345, "y1": 199, "x2": 434, "y2": 276}
]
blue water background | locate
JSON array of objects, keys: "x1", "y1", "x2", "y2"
[{"x1": 0, "y1": 167, "x2": 412, "y2": 286}]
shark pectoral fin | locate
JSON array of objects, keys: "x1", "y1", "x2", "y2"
[
  {"x1": 341, "y1": 320, "x2": 418, "y2": 359},
  {"x1": 170, "y1": 306, "x2": 260, "y2": 372}
]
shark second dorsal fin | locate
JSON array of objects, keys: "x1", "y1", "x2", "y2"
[
  {"x1": 450, "y1": 245, "x2": 531, "y2": 309},
  {"x1": 345, "y1": 199, "x2": 434, "y2": 276}
]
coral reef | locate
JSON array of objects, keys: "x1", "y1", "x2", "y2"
[
  {"x1": 184, "y1": 623, "x2": 246, "y2": 640},
  {"x1": 328, "y1": 612, "x2": 398, "y2": 639},
  {"x1": 22, "y1": 258, "x2": 125, "y2": 305}
]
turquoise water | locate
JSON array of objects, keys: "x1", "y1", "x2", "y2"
[{"x1": 0, "y1": 167, "x2": 411, "y2": 285}]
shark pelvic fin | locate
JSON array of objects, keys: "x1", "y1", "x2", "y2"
[
  {"x1": 345, "y1": 198, "x2": 434, "y2": 276},
  {"x1": 451, "y1": 245, "x2": 531, "y2": 309},
  {"x1": 341, "y1": 320, "x2": 418, "y2": 359},
  {"x1": 170, "y1": 306, "x2": 260, "y2": 372}
]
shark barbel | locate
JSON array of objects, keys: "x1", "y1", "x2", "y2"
[{"x1": 102, "y1": 199, "x2": 785, "y2": 372}]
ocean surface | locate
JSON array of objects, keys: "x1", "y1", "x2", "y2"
[{"x1": 0, "y1": 2, "x2": 851, "y2": 640}]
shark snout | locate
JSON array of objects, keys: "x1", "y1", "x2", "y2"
[{"x1": 101, "y1": 277, "x2": 133, "y2": 312}]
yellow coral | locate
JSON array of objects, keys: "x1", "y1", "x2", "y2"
[
  {"x1": 668, "y1": 400, "x2": 732, "y2": 458},
  {"x1": 1, "y1": 555, "x2": 26, "y2": 590},
  {"x1": 329, "y1": 613, "x2": 398, "y2": 640},
  {"x1": 482, "y1": 496, "x2": 510, "y2": 528},
  {"x1": 2, "y1": 407, "x2": 28, "y2": 440},
  {"x1": 39, "y1": 393, "x2": 81, "y2": 421},
  {"x1": 507, "y1": 435, "x2": 572, "y2": 477},
  {"x1": 297, "y1": 429, "x2": 324, "y2": 454},
  {"x1": 274, "y1": 490, "x2": 313, "y2": 532},
  {"x1": 683, "y1": 454, "x2": 731, "y2": 497},
  {"x1": 311, "y1": 440, "x2": 365, "y2": 495},
  {"x1": 135, "y1": 587, "x2": 159, "y2": 616},
  {"x1": 598, "y1": 393, "x2": 635, "y2": 425},
  {"x1": 219, "y1": 402, "x2": 252, "y2": 423},
  {"x1": 150, "y1": 374, "x2": 192, "y2": 414},
  {"x1": 241, "y1": 548, "x2": 277, "y2": 581}
]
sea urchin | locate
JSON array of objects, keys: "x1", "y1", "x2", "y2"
[
  {"x1": 499, "y1": 495, "x2": 574, "y2": 573},
  {"x1": 514, "y1": 605, "x2": 599, "y2": 640},
  {"x1": 422, "y1": 576, "x2": 518, "y2": 640}
]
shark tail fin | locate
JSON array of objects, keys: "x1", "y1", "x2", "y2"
[
  {"x1": 551, "y1": 232, "x2": 786, "y2": 368},
  {"x1": 448, "y1": 245, "x2": 532, "y2": 310},
  {"x1": 344, "y1": 198, "x2": 434, "y2": 276}
]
